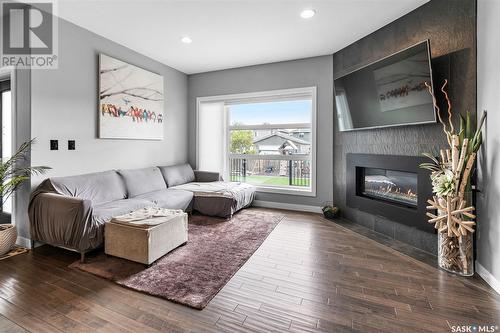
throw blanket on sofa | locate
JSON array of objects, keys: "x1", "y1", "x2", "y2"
[
  {"x1": 171, "y1": 181, "x2": 255, "y2": 218},
  {"x1": 171, "y1": 181, "x2": 253, "y2": 198}
]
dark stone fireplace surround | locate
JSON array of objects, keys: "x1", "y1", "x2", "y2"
[{"x1": 332, "y1": 0, "x2": 475, "y2": 256}]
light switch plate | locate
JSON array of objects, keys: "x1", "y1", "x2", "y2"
[{"x1": 50, "y1": 140, "x2": 58, "y2": 150}]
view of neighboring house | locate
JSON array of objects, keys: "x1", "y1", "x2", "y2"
[
  {"x1": 253, "y1": 129, "x2": 311, "y2": 155},
  {"x1": 286, "y1": 128, "x2": 311, "y2": 142}
]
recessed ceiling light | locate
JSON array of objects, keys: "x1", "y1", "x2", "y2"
[
  {"x1": 300, "y1": 9, "x2": 316, "y2": 19},
  {"x1": 181, "y1": 36, "x2": 192, "y2": 44}
]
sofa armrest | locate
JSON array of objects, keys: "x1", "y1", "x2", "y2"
[
  {"x1": 194, "y1": 170, "x2": 222, "y2": 182},
  {"x1": 29, "y1": 192, "x2": 95, "y2": 252}
]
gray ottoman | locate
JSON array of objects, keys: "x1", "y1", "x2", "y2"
[{"x1": 105, "y1": 207, "x2": 188, "y2": 264}]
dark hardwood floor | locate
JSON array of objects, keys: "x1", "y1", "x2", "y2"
[{"x1": 1, "y1": 209, "x2": 499, "y2": 332}]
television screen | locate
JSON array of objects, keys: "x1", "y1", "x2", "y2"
[{"x1": 334, "y1": 40, "x2": 435, "y2": 131}]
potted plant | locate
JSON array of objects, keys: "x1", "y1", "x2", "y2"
[
  {"x1": 420, "y1": 80, "x2": 486, "y2": 276},
  {"x1": 322, "y1": 203, "x2": 340, "y2": 220},
  {"x1": 0, "y1": 140, "x2": 49, "y2": 256}
]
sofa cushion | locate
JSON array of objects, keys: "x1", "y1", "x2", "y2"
[
  {"x1": 49, "y1": 170, "x2": 126, "y2": 204},
  {"x1": 118, "y1": 167, "x2": 167, "y2": 197},
  {"x1": 133, "y1": 189, "x2": 193, "y2": 211},
  {"x1": 93, "y1": 198, "x2": 152, "y2": 223},
  {"x1": 159, "y1": 164, "x2": 195, "y2": 187}
]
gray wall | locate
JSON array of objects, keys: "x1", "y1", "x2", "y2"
[
  {"x1": 188, "y1": 56, "x2": 334, "y2": 207},
  {"x1": 477, "y1": 0, "x2": 500, "y2": 288},
  {"x1": 332, "y1": 0, "x2": 476, "y2": 254},
  {"x1": 25, "y1": 17, "x2": 189, "y2": 238}
]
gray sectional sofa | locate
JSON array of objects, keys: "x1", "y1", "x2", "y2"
[{"x1": 29, "y1": 164, "x2": 255, "y2": 258}]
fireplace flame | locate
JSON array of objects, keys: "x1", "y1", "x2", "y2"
[{"x1": 364, "y1": 183, "x2": 417, "y2": 206}]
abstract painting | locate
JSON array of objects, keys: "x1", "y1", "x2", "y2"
[{"x1": 99, "y1": 54, "x2": 164, "y2": 140}]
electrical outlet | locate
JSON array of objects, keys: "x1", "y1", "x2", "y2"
[
  {"x1": 68, "y1": 140, "x2": 75, "y2": 150},
  {"x1": 50, "y1": 140, "x2": 58, "y2": 150}
]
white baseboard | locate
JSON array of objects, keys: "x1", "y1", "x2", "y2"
[
  {"x1": 16, "y1": 236, "x2": 32, "y2": 249},
  {"x1": 253, "y1": 200, "x2": 322, "y2": 213},
  {"x1": 476, "y1": 260, "x2": 500, "y2": 294}
]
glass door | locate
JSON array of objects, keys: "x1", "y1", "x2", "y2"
[{"x1": 0, "y1": 79, "x2": 12, "y2": 224}]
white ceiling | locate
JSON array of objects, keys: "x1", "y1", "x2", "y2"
[{"x1": 57, "y1": 0, "x2": 429, "y2": 74}]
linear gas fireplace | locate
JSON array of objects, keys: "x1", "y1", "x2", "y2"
[
  {"x1": 361, "y1": 168, "x2": 418, "y2": 208},
  {"x1": 347, "y1": 154, "x2": 434, "y2": 233}
]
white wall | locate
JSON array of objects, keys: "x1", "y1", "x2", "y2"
[
  {"x1": 476, "y1": 0, "x2": 500, "y2": 292},
  {"x1": 25, "y1": 17, "x2": 189, "y2": 239}
]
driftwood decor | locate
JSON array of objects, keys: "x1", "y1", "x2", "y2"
[{"x1": 420, "y1": 80, "x2": 486, "y2": 276}]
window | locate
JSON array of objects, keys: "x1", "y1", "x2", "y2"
[
  {"x1": 0, "y1": 80, "x2": 12, "y2": 215},
  {"x1": 197, "y1": 87, "x2": 316, "y2": 196}
]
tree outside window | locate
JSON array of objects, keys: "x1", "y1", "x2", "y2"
[{"x1": 230, "y1": 130, "x2": 256, "y2": 154}]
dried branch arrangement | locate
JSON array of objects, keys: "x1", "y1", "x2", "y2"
[{"x1": 420, "y1": 80, "x2": 487, "y2": 275}]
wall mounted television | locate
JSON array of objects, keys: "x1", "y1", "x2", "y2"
[{"x1": 334, "y1": 40, "x2": 436, "y2": 132}]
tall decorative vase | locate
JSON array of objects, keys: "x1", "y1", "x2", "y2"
[
  {"x1": 435, "y1": 191, "x2": 474, "y2": 276},
  {"x1": 437, "y1": 232, "x2": 474, "y2": 276},
  {"x1": 421, "y1": 80, "x2": 486, "y2": 277}
]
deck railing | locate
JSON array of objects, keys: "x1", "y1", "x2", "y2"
[{"x1": 228, "y1": 154, "x2": 311, "y2": 187}]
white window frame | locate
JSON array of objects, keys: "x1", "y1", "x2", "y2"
[
  {"x1": 196, "y1": 86, "x2": 317, "y2": 197},
  {"x1": 0, "y1": 67, "x2": 17, "y2": 224}
]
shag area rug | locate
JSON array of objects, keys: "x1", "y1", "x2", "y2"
[{"x1": 70, "y1": 209, "x2": 283, "y2": 309}]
